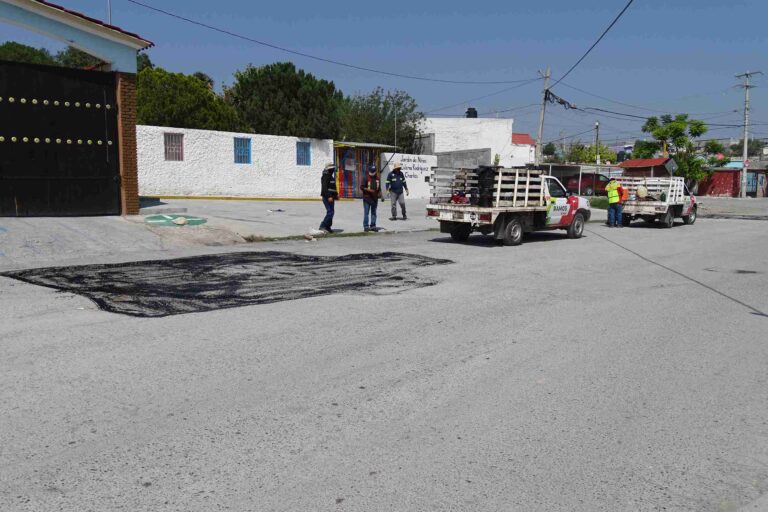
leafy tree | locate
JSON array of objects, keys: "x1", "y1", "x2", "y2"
[
  {"x1": 137, "y1": 67, "x2": 245, "y2": 132},
  {"x1": 192, "y1": 71, "x2": 214, "y2": 89},
  {"x1": 55, "y1": 46, "x2": 103, "y2": 69},
  {"x1": 640, "y1": 114, "x2": 710, "y2": 183},
  {"x1": 137, "y1": 53, "x2": 153, "y2": 73},
  {"x1": 0, "y1": 41, "x2": 56, "y2": 65},
  {"x1": 542, "y1": 142, "x2": 557, "y2": 156},
  {"x1": 565, "y1": 143, "x2": 616, "y2": 164},
  {"x1": 226, "y1": 62, "x2": 342, "y2": 139},
  {"x1": 702, "y1": 140, "x2": 730, "y2": 167},
  {"x1": 339, "y1": 87, "x2": 424, "y2": 153},
  {"x1": 729, "y1": 138, "x2": 765, "y2": 157},
  {"x1": 632, "y1": 140, "x2": 660, "y2": 159}
]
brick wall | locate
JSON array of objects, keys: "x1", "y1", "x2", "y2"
[{"x1": 116, "y1": 73, "x2": 139, "y2": 215}]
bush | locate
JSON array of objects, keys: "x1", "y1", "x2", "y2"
[{"x1": 590, "y1": 197, "x2": 609, "y2": 210}]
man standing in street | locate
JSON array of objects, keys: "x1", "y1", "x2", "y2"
[
  {"x1": 319, "y1": 162, "x2": 338, "y2": 233},
  {"x1": 361, "y1": 164, "x2": 381, "y2": 232},
  {"x1": 605, "y1": 176, "x2": 620, "y2": 227},
  {"x1": 616, "y1": 181, "x2": 628, "y2": 227},
  {"x1": 386, "y1": 162, "x2": 409, "y2": 220}
]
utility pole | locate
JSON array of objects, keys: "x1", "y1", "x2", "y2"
[
  {"x1": 735, "y1": 71, "x2": 762, "y2": 197},
  {"x1": 595, "y1": 121, "x2": 601, "y2": 165},
  {"x1": 535, "y1": 67, "x2": 551, "y2": 166},
  {"x1": 107, "y1": 0, "x2": 112, "y2": 24},
  {"x1": 394, "y1": 105, "x2": 398, "y2": 149}
]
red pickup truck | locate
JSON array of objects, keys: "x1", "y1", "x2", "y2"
[{"x1": 565, "y1": 173, "x2": 610, "y2": 196}]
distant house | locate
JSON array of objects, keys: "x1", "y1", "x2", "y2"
[
  {"x1": 618, "y1": 157, "x2": 678, "y2": 177},
  {"x1": 510, "y1": 133, "x2": 536, "y2": 166},
  {"x1": 418, "y1": 115, "x2": 514, "y2": 168}
]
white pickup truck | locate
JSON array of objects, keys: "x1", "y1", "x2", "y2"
[
  {"x1": 426, "y1": 166, "x2": 591, "y2": 246},
  {"x1": 618, "y1": 176, "x2": 697, "y2": 228}
]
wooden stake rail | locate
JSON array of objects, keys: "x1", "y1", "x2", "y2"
[{"x1": 431, "y1": 167, "x2": 546, "y2": 208}]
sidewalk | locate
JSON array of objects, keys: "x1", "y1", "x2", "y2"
[{"x1": 147, "y1": 197, "x2": 435, "y2": 238}]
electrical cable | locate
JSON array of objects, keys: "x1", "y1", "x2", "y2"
[
  {"x1": 124, "y1": 0, "x2": 539, "y2": 85},
  {"x1": 550, "y1": 0, "x2": 635, "y2": 88},
  {"x1": 543, "y1": 128, "x2": 597, "y2": 144}
]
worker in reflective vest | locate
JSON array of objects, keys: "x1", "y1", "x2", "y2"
[{"x1": 606, "y1": 177, "x2": 621, "y2": 227}]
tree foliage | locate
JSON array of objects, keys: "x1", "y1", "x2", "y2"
[
  {"x1": 0, "y1": 41, "x2": 56, "y2": 65},
  {"x1": 226, "y1": 62, "x2": 342, "y2": 139},
  {"x1": 192, "y1": 71, "x2": 214, "y2": 89},
  {"x1": 137, "y1": 67, "x2": 245, "y2": 132},
  {"x1": 137, "y1": 53, "x2": 153, "y2": 73},
  {"x1": 542, "y1": 142, "x2": 557, "y2": 156},
  {"x1": 632, "y1": 140, "x2": 659, "y2": 159},
  {"x1": 565, "y1": 143, "x2": 617, "y2": 164},
  {"x1": 339, "y1": 87, "x2": 424, "y2": 153},
  {"x1": 729, "y1": 138, "x2": 765, "y2": 157},
  {"x1": 640, "y1": 114, "x2": 710, "y2": 182},
  {"x1": 55, "y1": 46, "x2": 103, "y2": 68}
]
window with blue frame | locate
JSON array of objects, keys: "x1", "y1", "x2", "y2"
[
  {"x1": 234, "y1": 137, "x2": 251, "y2": 164},
  {"x1": 296, "y1": 141, "x2": 311, "y2": 166}
]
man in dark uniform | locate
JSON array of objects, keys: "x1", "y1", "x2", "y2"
[
  {"x1": 386, "y1": 162, "x2": 409, "y2": 220},
  {"x1": 360, "y1": 164, "x2": 381, "y2": 231},
  {"x1": 319, "y1": 162, "x2": 338, "y2": 233}
]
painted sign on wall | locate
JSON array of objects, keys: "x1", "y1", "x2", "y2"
[{"x1": 381, "y1": 153, "x2": 437, "y2": 199}]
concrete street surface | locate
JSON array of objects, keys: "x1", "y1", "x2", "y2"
[
  {"x1": 1, "y1": 217, "x2": 767, "y2": 511},
  {"x1": 698, "y1": 197, "x2": 768, "y2": 220}
]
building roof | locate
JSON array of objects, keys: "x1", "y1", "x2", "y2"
[
  {"x1": 618, "y1": 157, "x2": 670, "y2": 168},
  {"x1": 26, "y1": 0, "x2": 153, "y2": 49},
  {"x1": 334, "y1": 141, "x2": 398, "y2": 149},
  {"x1": 511, "y1": 133, "x2": 536, "y2": 146}
]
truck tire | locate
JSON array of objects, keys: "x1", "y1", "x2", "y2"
[
  {"x1": 450, "y1": 223, "x2": 471, "y2": 242},
  {"x1": 501, "y1": 216, "x2": 524, "y2": 246},
  {"x1": 682, "y1": 206, "x2": 697, "y2": 225},
  {"x1": 659, "y1": 209, "x2": 674, "y2": 229},
  {"x1": 621, "y1": 215, "x2": 632, "y2": 227},
  {"x1": 567, "y1": 212, "x2": 585, "y2": 239}
]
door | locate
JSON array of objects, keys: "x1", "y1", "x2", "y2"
[
  {"x1": 0, "y1": 60, "x2": 120, "y2": 216},
  {"x1": 746, "y1": 172, "x2": 758, "y2": 196},
  {"x1": 544, "y1": 177, "x2": 574, "y2": 227}
]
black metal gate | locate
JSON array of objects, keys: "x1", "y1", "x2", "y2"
[{"x1": 0, "y1": 60, "x2": 120, "y2": 216}]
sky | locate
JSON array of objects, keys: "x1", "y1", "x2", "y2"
[{"x1": 3, "y1": 0, "x2": 767, "y2": 147}]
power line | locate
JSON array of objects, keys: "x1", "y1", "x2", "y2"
[
  {"x1": 550, "y1": 0, "x2": 635, "y2": 88},
  {"x1": 544, "y1": 128, "x2": 597, "y2": 145},
  {"x1": 424, "y1": 79, "x2": 540, "y2": 114},
  {"x1": 125, "y1": 0, "x2": 539, "y2": 85}
]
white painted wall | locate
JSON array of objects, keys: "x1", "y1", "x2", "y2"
[
  {"x1": 422, "y1": 117, "x2": 515, "y2": 166},
  {"x1": 381, "y1": 153, "x2": 438, "y2": 199},
  {"x1": 510, "y1": 143, "x2": 536, "y2": 166},
  {"x1": 137, "y1": 125, "x2": 333, "y2": 198}
]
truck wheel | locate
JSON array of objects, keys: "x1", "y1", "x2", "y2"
[
  {"x1": 567, "y1": 212, "x2": 585, "y2": 239},
  {"x1": 502, "y1": 216, "x2": 523, "y2": 246},
  {"x1": 621, "y1": 216, "x2": 632, "y2": 227},
  {"x1": 450, "y1": 223, "x2": 471, "y2": 242},
  {"x1": 660, "y1": 210, "x2": 674, "y2": 229},
  {"x1": 683, "y1": 206, "x2": 697, "y2": 225}
]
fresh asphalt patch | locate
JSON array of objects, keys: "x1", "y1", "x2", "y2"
[{"x1": 1, "y1": 251, "x2": 453, "y2": 318}]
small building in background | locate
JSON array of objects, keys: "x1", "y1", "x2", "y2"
[
  {"x1": 618, "y1": 157, "x2": 677, "y2": 177},
  {"x1": 697, "y1": 165, "x2": 768, "y2": 197},
  {"x1": 510, "y1": 133, "x2": 536, "y2": 166},
  {"x1": 334, "y1": 142, "x2": 397, "y2": 199},
  {"x1": 419, "y1": 116, "x2": 514, "y2": 167}
]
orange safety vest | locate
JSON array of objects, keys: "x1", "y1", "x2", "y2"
[{"x1": 619, "y1": 186, "x2": 629, "y2": 202}]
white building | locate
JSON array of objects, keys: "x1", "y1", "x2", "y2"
[
  {"x1": 421, "y1": 117, "x2": 514, "y2": 166},
  {"x1": 510, "y1": 133, "x2": 536, "y2": 166},
  {"x1": 137, "y1": 125, "x2": 333, "y2": 198}
]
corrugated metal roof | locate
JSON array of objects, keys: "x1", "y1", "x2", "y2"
[
  {"x1": 334, "y1": 141, "x2": 398, "y2": 149},
  {"x1": 618, "y1": 157, "x2": 670, "y2": 168}
]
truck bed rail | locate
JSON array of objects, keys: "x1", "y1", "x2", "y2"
[{"x1": 431, "y1": 167, "x2": 546, "y2": 209}]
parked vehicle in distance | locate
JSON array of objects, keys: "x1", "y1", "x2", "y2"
[
  {"x1": 564, "y1": 173, "x2": 611, "y2": 196},
  {"x1": 618, "y1": 176, "x2": 697, "y2": 228},
  {"x1": 426, "y1": 166, "x2": 591, "y2": 246}
]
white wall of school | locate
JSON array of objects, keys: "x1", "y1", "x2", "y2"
[
  {"x1": 137, "y1": 125, "x2": 333, "y2": 198},
  {"x1": 422, "y1": 117, "x2": 514, "y2": 166},
  {"x1": 381, "y1": 153, "x2": 438, "y2": 199},
  {"x1": 510, "y1": 143, "x2": 536, "y2": 166}
]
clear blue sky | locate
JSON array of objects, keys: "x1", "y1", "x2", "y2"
[{"x1": 4, "y1": 0, "x2": 767, "y2": 146}]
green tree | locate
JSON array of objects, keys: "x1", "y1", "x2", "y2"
[
  {"x1": 632, "y1": 140, "x2": 660, "y2": 159},
  {"x1": 192, "y1": 71, "x2": 214, "y2": 89},
  {"x1": 729, "y1": 138, "x2": 765, "y2": 157},
  {"x1": 55, "y1": 46, "x2": 103, "y2": 68},
  {"x1": 543, "y1": 142, "x2": 557, "y2": 157},
  {"x1": 640, "y1": 114, "x2": 710, "y2": 183},
  {"x1": 137, "y1": 67, "x2": 245, "y2": 131},
  {"x1": 565, "y1": 143, "x2": 616, "y2": 163},
  {"x1": 0, "y1": 41, "x2": 56, "y2": 65},
  {"x1": 339, "y1": 87, "x2": 424, "y2": 153},
  {"x1": 226, "y1": 62, "x2": 342, "y2": 139},
  {"x1": 137, "y1": 53, "x2": 153, "y2": 73}
]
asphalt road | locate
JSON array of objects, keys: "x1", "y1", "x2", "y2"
[{"x1": 1, "y1": 218, "x2": 767, "y2": 511}]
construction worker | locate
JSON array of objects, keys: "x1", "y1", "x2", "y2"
[
  {"x1": 605, "y1": 176, "x2": 621, "y2": 227},
  {"x1": 386, "y1": 162, "x2": 409, "y2": 220},
  {"x1": 360, "y1": 164, "x2": 381, "y2": 231},
  {"x1": 319, "y1": 162, "x2": 338, "y2": 233},
  {"x1": 617, "y1": 182, "x2": 629, "y2": 227}
]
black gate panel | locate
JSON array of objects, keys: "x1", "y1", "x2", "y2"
[{"x1": 0, "y1": 60, "x2": 120, "y2": 216}]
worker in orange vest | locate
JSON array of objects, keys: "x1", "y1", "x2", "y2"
[{"x1": 617, "y1": 182, "x2": 629, "y2": 228}]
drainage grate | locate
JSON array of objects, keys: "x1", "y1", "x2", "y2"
[{"x1": 2, "y1": 251, "x2": 453, "y2": 318}]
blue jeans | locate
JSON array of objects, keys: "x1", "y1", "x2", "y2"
[
  {"x1": 363, "y1": 200, "x2": 378, "y2": 228},
  {"x1": 616, "y1": 203, "x2": 624, "y2": 225},
  {"x1": 320, "y1": 196, "x2": 334, "y2": 230},
  {"x1": 608, "y1": 203, "x2": 620, "y2": 226}
]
